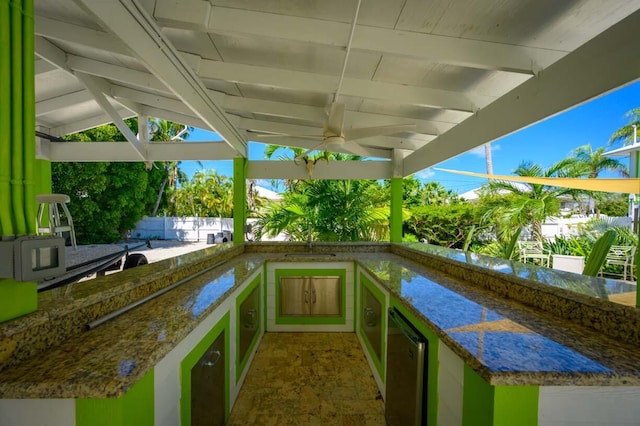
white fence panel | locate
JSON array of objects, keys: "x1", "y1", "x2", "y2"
[{"x1": 131, "y1": 216, "x2": 250, "y2": 241}]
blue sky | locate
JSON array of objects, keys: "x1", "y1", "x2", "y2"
[{"x1": 181, "y1": 80, "x2": 640, "y2": 195}]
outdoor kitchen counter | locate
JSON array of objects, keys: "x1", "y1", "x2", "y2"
[{"x1": 0, "y1": 243, "x2": 639, "y2": 399}]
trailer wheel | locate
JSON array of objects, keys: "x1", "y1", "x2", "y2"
[{"x1": 123, "y1": 253, "x2": 148, "y2": 270}]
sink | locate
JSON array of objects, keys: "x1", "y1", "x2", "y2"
[{"x1": 284, "y1": 253, "x2": 337, "y2": 257}]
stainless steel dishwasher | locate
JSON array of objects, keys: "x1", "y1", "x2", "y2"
[{"x1": 386, "y1": 307, "x2": 427, "y2": 426}]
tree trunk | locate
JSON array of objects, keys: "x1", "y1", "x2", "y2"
[
  {"x1": 151, "y1": 178, "x2": 168, "y2": 217},
  {"x1": 485, "y1": 143, "x2": 493, "y2": 175}
]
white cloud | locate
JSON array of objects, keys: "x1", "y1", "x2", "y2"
[
  {"x1": 468, "y1": 143, "x2": 500, "y2": 158},
  {"x1": 414, "y1": 168, "x2": 435, "y2": 180}
]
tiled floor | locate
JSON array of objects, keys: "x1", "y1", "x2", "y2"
[{"x1": 228, "y1": 333, "x2": 386, "y2": 425}]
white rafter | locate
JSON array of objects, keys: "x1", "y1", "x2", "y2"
[
  {"x1": 73, "y1": 0, "x2": 247, "y2": 157},
  {"x1": 154, "y1": 3, "x2": 566, "y2": 74},
  {"x1": 404, "y1": 9, "x2": 640, "y2": 175},
  {"x1": 199, "y1": 60, "x2": 492, "y2": 112},
  {"x1": 74, "y1": 72, "x2": 147, "y2": 161}
]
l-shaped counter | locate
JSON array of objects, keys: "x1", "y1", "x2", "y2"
[{"x1": 0, "y1": 242, "x2": 639, "y2": 425}]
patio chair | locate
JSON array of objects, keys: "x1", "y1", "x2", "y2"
[
  {"x1": 36, "y1": 193, "x2": 77, "y2": 249},
  {"x1": 599, "y1": 245, "x2": 636, "y2": 282},
  {"x1": 517, "y1": 241, "x2": 550, "y2": 267}
]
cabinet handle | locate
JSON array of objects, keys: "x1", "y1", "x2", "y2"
[
  {"x1": 203, "y1": 350, "x2": 221, "y2": 367},
  {"x1": 244, "y1": 309, "x2": 256, "y2": 329},
  {"x1": 364, "y1": 307, "x2": 377, "y2": 327},
  {"x1": 311, "y1": 289, "x2": 316, "y2": 304},
  {"x1": 304, "y1": 290, "x2": 309, "y2": 303}
]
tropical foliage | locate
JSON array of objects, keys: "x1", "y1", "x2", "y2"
[
  {"x1": 169, "y1": 169, "x2": 234, "y2": 217},
  {"x1": 52, "y1": 119, "x2": 165, "y2": 243},
  {"x1": 254, "y1": 178, "x2": 391, "y2": 241}
]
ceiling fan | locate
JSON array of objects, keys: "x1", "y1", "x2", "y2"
[
  {"x1": 258, "y1": 102, "x2": 415, "y2": 160},
  {"x1": 256, "y1": 0, "x2": 413, "y2": 161}
]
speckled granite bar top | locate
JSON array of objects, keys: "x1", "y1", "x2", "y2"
[
  {"x1": 0, "y1": 254, "x2": 265, "y2": 399},
  {"x1": 1, "y1": 243, "x2": 639, "y2": 399},
  {"x1": 357, "y1": 253, "x2": 640, "y2": 386}
]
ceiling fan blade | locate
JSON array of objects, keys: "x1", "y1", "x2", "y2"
[
  {"x1": 294, "y1": 142, "x2": 326, "y2": 161},
  {"x1": 341, "y1": 141, "x2": 370, "y2": 157},
  {"x1": 343, "y1": 124, "x2": 416, "y2": 141},
  {"x1": 253, "y1": 133, "x2": 323, "y2": 140},
  {"x1": 326, "y1": 102, "x2": 345, "y2": 135}
]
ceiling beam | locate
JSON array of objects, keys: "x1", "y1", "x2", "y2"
[
  {"x1": 248, "y1": 135, "x2": 391, "y2": 160},
  {"x1": 62, "y1": 57, "x2": 457, "y2": 134},
  {"x1": 48, "y1": 141, "x2": 237, "y2": 162},
  {"x1": 36, "y1": 90, "x2": 94, "y2": 117},
  {"x1": 34, "y1": 36, "x2": 72, "y2": 73},
  {"x1": 74, "y1": 72, "x2": 147, "y2": 161},
  {"x1": 50, "y1": 108, "x2": 135, "y2": 136},
  {"x1": 73, "y1": 0, "x2": 247, "y2": 157},
  {"x1": 199, "y1": 60, "x2": 493, "y2": 112},
  {"x1": 248, "y1": 160, "x2": 393, "y2": 180},
  {"x1": 404, "y1": 9, "x2": 640, "y2": 176},
  {"x1": 67, "y1": 55, "x2": 169, "y2": 94},
  {"x1": 154, "y1": 3, "x2": 565, "y2": 74},
  {"x1": 35, "y1": 58, "x2": 57, "y2": 75},
  {"x1": 36, "y1": 15, "x2": 131, "y2": 56}
]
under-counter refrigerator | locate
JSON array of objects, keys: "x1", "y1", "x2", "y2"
[{"x1": 385, "y1": 307, "x2": 428, "y2": 426}]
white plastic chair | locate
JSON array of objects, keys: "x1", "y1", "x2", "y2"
[
  {"x1": 517, "y1": 241, "x2": 550, "y2": 267},
  {"x1": 600, "y1": 245, "x2": 635, "y2": 281},
  {"x1": 36, "y1": 193, "x2": 77, "y2": 249}
]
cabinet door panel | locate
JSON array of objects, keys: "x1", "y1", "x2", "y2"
[
  {"x1": 191, "y1": 330, "x2": 225, "y2": 426},
  {"x1": 238, "y1": 286, "x2": 260, "y2": 365},
  {"x1": 279, "y1": 277, "x2": 309, "y2": 316},
  {"x1": 311, "y1": 277, "x2": 342, "y2": 316}
]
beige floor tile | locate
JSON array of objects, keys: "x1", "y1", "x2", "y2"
[{"x1": 229, "y1": 333, "x2": 386, "y2": 425}]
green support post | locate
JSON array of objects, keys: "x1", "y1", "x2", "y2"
[
  {"x1": 0, "y1": 0, "x2": 39, "y2": 323},
  {"x1": 233, "y1": 157, "x2": 247, "y2": 243},
  {"x1": 390, "y1": 177, "x2": 403, "y2": 242}
]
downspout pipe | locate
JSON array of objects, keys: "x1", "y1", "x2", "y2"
[
  {"x1": 0, "y1": 0, "x2": 13, "y2": 237},
  {"x1": 10, "y1": 0, "x2": 26, "y2": 235},
  {"x1": 22, "y1": 0, "x2": 35, "y2": 235}
]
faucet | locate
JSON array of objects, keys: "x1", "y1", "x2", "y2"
[{"x1": 307, "y1": 224, "x2": 313, "y2": 253}]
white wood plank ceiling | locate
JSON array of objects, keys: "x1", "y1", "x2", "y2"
[{"x1": 34, "y1": 0, "x2": 640, "y2": 179}]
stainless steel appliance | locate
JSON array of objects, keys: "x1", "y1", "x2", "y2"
[
  {"x1": 362, "y1": 286, "x2": 382, "y2": 361},
  {"x1": 386, "y1": 307, "x2": 427, "y2": 426},
  {"x1": 279, "y1": 276, "x2": 341, "y2": 317},
  {"x1": 191, "y1": 331, "x2": 225, "y2": 426}
]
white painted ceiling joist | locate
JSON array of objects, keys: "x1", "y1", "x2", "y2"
[
  {"x1": 156, "y1": 3, "x2": 565, "y2": 74},
  {"x1": 73, "y1": 0, "x2": 248, "y2": 157},
  {"x1": 248, "y1": 160, "x2": 393, "y2": 180},
  {"x1": 47, "y1": 141, "x2": 237, "y2": 162},
  {"x1": 199, "y1": 61, "x2": 493, "y2": 112},
  {"x1": 404, "y1": 9, "x2": 640, "y2": 175}
]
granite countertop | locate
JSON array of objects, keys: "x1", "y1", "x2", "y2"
[
  {"x1": 0, "y1": 243, "x2": 639, "y2": 399},
  {"x1": 0, "y1": 254, "x2": 265, "y2": 399}
]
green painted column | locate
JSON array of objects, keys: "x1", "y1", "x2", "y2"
[
  {"x1": 390, "y1": 177, "x2": 403, "y2": 242},
  {"x1": 76, "y1": 370, "x2": 154, "y2": 426},
  {"x1": 233, "y1": 157, "x2": 247, "y2": 243},
  {"x1": 0, "y1": 0, "x2": 39, "y2": 323}
]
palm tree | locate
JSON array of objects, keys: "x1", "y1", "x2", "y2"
[
  {"x1": 483, "y1": 159, "x2": 581, "y2": 242},
  {"x1": 571, "y1": 144, "x2": 628, "y2": 178},
  {"x1": 149, "y1": 119, "x2": 194, "y2": 216},
  {"x1": 571, "y1": 144, "x2": 628, "y2": 214},
  {"x1": 609, "y1": 107, "x2": 640, "y2": 147}
]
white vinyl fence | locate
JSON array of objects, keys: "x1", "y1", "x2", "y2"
[{"x1": 131, "y1": 216, "x2": 260, "y2": 242}]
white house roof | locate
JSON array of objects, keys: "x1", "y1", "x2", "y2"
[
  {"x1": 254, "y1": 186, "x2": 282, "y2": 201},
  {"x1": 34, "y1": 0, "x2": 640, "y2": 180}
]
